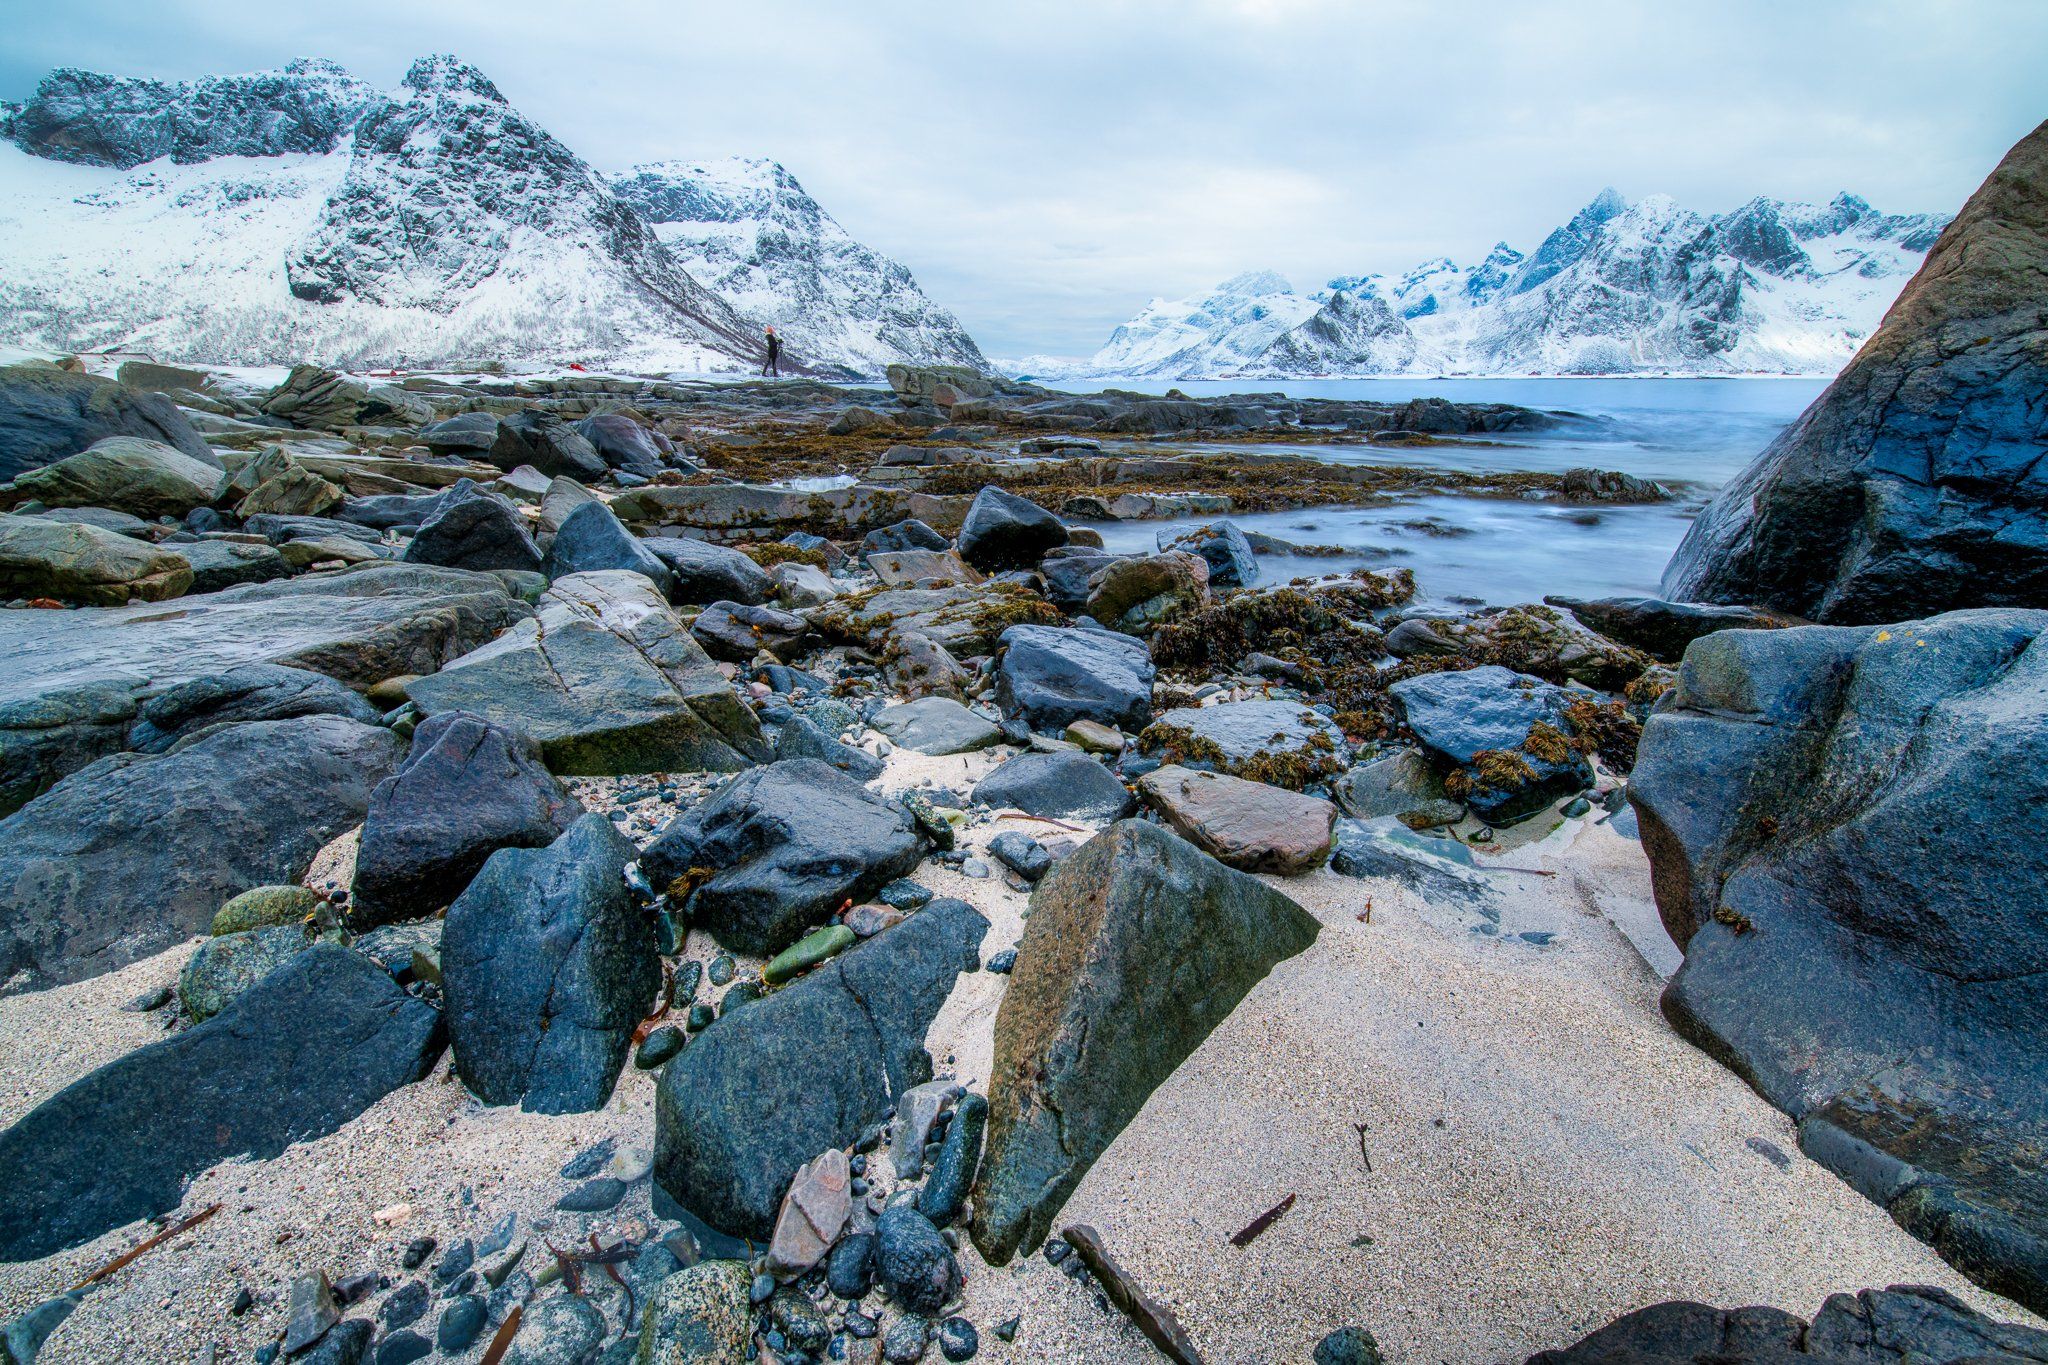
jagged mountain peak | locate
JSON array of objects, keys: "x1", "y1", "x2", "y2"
[{"x1": 400, "y1": 54, "x2": 508, "y2": 103}]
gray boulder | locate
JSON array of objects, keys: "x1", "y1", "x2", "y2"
[
  {"x1": 1389, "y1": 666, "x2": 1593, "y2": 824},
  {"x1": 1631, "y1": 609, "x2": 2048, "y2": 1315},
  {"x1": 1546, "y1": 594, "x2": 1793, "y2": 661},
  {"x1": 350, "y1": 711, "x2": 583, "y2": 928},
  {"x1": 0, "y1": 364, "x2": 217, "y2": 480},
  {"x1": 973, "y1": 750, "x2": 1135, "y2": 822},
  {"x1": 774, "y1": 713, "x2": 884, "y2": 782},
  {"x1": 127, "y1": 663, "x2": 381, "y2": 753},
  {"x1": 1159, "y1": 520, "x2": 1258, "y2": 589},
  {"x1": 641, "y1": 758, "x2": 924, "y2": 956},
  {"x1": 402, "y1": 482, "x2": 543, "y2": 574},
  {"x1": 0, "y1": 513, "x2": 192, "y2": 605},
  {"x1": 995, "y1": 624, "x2": 1154, "y2": 733},
  {"x1": 259, "y1": 365, "x2": 430, "y2": 431},
  {"x1": 442, "y1": 814, "x2": 658, "y2": 1114},
  {"x1": 178, "y1": 539, "x2": 291, "y2": 593},
  {"x1": 544, "y1": 500, "x2": 672, "y2": 594},
  {"x1": 872, "y1": 696, "x2": 1002, "y2": 755},
  {"x1": 0, "y1": 680, "x2": 141, "y2": 816},
  {"x1": 653, "y1": 897, "x2": 988, "y2": 1239},
  {"x1": 574, "y1": 413, "x2": 665, "y2": 478},
  {"x1": 644, "y1": 537, "x2": 772, "y2": 606},
  {"x1": 956, "y1": 487, "x2": 1068, "y2": 570},
  {"x1": 972, "y1": 821, "x2": 1317, "y2": 1261},
  {"x1": 861, "y1": 518, "x2": 949, "y2": 556},
  {"x1": 420, "y1": 412, "x2": 499, "y2": 457},
  {"x1": 0, "y1": 716, "x2": 404, "y2": 993},
  {"x1": 690, "y1": 600, "x2": 808, "y2": 663},
  {"x1": 1663, "y1": 122, "x2": 2048, "y2": 623},
  {"x1": 1140, "y1": 698, "x2": 1347, "y2": 790},
  {"x1": 1037, "y1": 546, "x2": 1123, "y2": 613},
  {"x1": 0, "y1": 943, "x2": 442, "y2": 1261},
  {"x1": 2, "y1": 436, "x2": 222, "y2": 518},
  {"x1": 489, "y1": 411, "x2": 606, "y2": 481}
]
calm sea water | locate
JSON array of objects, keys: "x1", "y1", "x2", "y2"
[{"x1": 1057, "y1": 377, "x2": 1828, "y2": 608}]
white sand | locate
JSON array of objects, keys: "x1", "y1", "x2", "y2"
[{"x1": 0, "y1": 744, "x2": 2038, "y2": 1364}]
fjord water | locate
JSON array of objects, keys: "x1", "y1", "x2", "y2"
[{"x1": 1065, "y1": 377, "x2": 1828, "y2": 609}]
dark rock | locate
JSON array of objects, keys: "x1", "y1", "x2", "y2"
[
  {"x1": 489, "y1": 412, "x2": 606, "y2": 481},
  {"x1": 774, "y1": 713, "x2": 884, "y2": 781},
  {"x1": 919, "y1": 1093, "x2": 987, "y2": 1227},
  {"x1": 878, "y1": 879, "x2": 934, "y2": 911},
  {"x1": 127, "y1": 663, "x2": 380, "y2": 753},
  {"x1": 574, "y1": 414, "x2": 665, "y2": 478},
  {"x1": 177, "y1": 539, "x2": 292, "y2": 593},
  {"x1": 0, "y1": 944, "x2": 442, "y2": 1260},
  {"x1": 636, "y1": 1024, "x2": 685, "y2": 1069},
  {"x1": 1664, "y1": 123, "x2": 2048, "y2": 623},
  {"x1": 937, "y1": 1316, "x2": 978, "y2": 1362},
  {"x1": 178, "y1": 921, "x2": 334, "y2": 1021},
  {"x1": 986, "y1": 949, "x2": 1016, "y2": 974},
  {"x1": 420, "y1": 413, "x2": 499, "y2": 457},
  {"x1": 643, "y1": 537, "x2": 773, "y2": 607},
  {"x1": 986, "y1": 832, "x2": 1050, "y2": 882},
  {"x1": 972, "y1": 821, "x2": 1317, "y2": 1262},
  {"x1": 956, "y1": 488, "x2": 1068, "y2": 571},
  {"x1": 1389, "y1": 666, "x2": 1594, "y2": 824},
  {"x1": 442, "y1": 813, "x2": 658, "y2": 1113},
  {"x1": 1061, "y1": 1224, "x2": 1204, "y2": 1365},
  {"x1": 826, "y1": 1231, "x2": 877, "y2": 1300},
  {"x1": 994, "y1": 625, "x2": 1154, "y2": 733},
  {"x1": 652, "y1": 898, "x2": 987, "y2": 1240},
  {"x1": 350, "y1": 711, "x2": 583, "y2": 927},
  {"x1": 0, "y1": 364, "x2": 216, "y2": 480},
  {"x1": 689, "y1": 600, "x2": 808, "y2": 663},
  {"x1": 641, "y1": 759, "x2": 924, "y2": 956},
  {"x1": 1158, "y1": 520, "x2": 1257, "y2": 589},
  {"x1": 401, "y1": 482, "x2": 542, "y2": 574},
  {"x1": 0, "y1": 716, "x2": 402, "y2": 993},
  {"x1": 877, "y1": 1204, "x2": 959, "y2": 1316},
  {"x1": 380, "y1": 1281, "x2": 429, "y2": 1330},
  {"x1": 0, "y1": 679, "x2": 146, "y2": 817},
  {"x1": 1035, "y1": 547, "x2": 1123, "y2": 614},
  {"x1": 1631, "y1": 609, "x2": 2048, "y2": 1314},
  {"x1": 299, "y1": 1319, "x2": 373, "y2": 1365},
  {"x1": 972, "y1": 750, "x2": 1134, "y2": 822},
  {"x1": 3, "y1": 435, "x2": 222, "y2": 518},
  {"x1": 1315, "y1": 1325, "x2": 1385, "y2": 1365},
  {"x1": 373, "y1": 1328, "x2": 432, "y2": 1365},
  {"x1": 436, "y1": 1295, "x2": 487, "y2": 1353},
  {"x1": 543, "y1": 500, "x2": 672, "y2": 593},
  {"x1": 556, "y1": 1178, "x2": 627, "y2": 1213},
  {"x1": 1546, "y1": 595, "x2": 1794, "y2": 662},
  {"x1": 872, "y1": 697, "x2": 1001, "y2": 755}
]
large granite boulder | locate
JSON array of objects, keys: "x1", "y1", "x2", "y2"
[
  {"x1": 0, "y1": 365, "x2": 217, "y2": 480},
  {"x1": 641, "y1": 759, "x2": 924, "y2": 956},
  {"x1": 653, "y1": 898, "x2": 988, "y2": 1241},
  {"x1": 1139, "y1": 698, "x2": 1348, "y2": 790},
  {"x1": 259, "y1": 365, "x2": 431, "y2": 431},
  {"x1": 1526, "y1": 1285, "x2": 2048, "y2": 1365},
  {"x1": 544, "y1": 500, "x2": 672, "y2": 593},
  {"x1": 406, "y1": 571, "x2": 767, "y2": 775},
  {"x1": 972, "y1": 821, "x2": 1317, "y2": 1261},
  {"x1": 401, "y1": 481, "x2": 543, "y2": 573},
  {"x1": 956, "y1": 487, "x2": 1069, "y2": 570},
  {"x1": 1, "y1": 436, "x2": 222, "y2": 518},
  {"x1": 1630, "y1": 609, "x2": 2048, "y2": 1314},
  {"x1": 351, "y1": 711, "x2": 583, "y2": 927},
  {"x1": 1663, "y1": 122, "x2": 2048, "y2": 623},
  {"x1": 0, "y1": 562, "x2": 528, "y2": 707},
  {"x1": 441, "y1": 814, "x2": 658, "y2": 1113},
  {"x1": 0, "y1": 943, "x2": 443, "y2": 1261},
  {"x1": 127, "y1": 663, "x2": 382, "y2": 753},
  {"x1": 1389, "y1": 666, "x2": 1594, "y2": 823},
  {"x1": 0, "y1": 716, "x2": 404, "y2": 993},
  {"x1": 972, "y1": 750, "x2": 1135, "y2": 822},
  {"x1": 489, "y1": 411, "x2": 606, "y2": 481},
  {"x1": 995, "y1": 624, "x2": 1154, "y2": 733},
  {"x1": 0, "y1": 514, "x2": 192, "y2": 605},
  {"x1": 643, "y1": 537, "x2": 772, "y2": 606}
]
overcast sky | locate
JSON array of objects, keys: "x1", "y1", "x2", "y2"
[{"x1": 4, "y1": 1, "x2": 2043, "y2": 358}]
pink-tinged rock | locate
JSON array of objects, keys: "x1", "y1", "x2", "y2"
[
  {"x1": 766, "y1": 1148, "x2": 853, "y2": 1275},
  {"x1": 1135, "y1": 764, "x2": 1336, "y2": 874}
]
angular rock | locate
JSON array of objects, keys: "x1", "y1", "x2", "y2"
[
  {"x1": 862, "y1": 518, "x2": 950, "y2": 555},
  {"x1": 995, "y1": 624, "x2": 1154, "y2": 733},
  {"x1": 488, "y1": 411, "x2": 606, "y2": 481},
  {"x1": 1631, "y1": 609, "x2": 2048, "y2": 1314},
  {"x1": 352, "y1": 711, "x2": 583, "y2": 927},
  {"x1": 689, "y1": 600, "x2": 808, "y2": 663},
  {"x1": 653, "y1": 898, "x2": 988, "y2": 1240},
  {"x1": 1159, "y1": 520, "x2": 1257, "y2": 589},
  {"x1": 868, "y1": 547, "x2": 981, "y2": 590},
  {"x1": 1332, "y1": 749, "x2": 1462, "y2": 828},
  {"x1": 642, "y1": 537, "x2": 772, "y2": 606},
  {"x1": 574, "y1": 413, "x2": 666, "y2": 478},
  {"x1": 236, "y1": 463, "x2": 346, "y2": 520},
  {"x1": 872, "y1": 697, "x2": 1002, "y2": 756},
  {"x1": 774, "y1": 713, "x2": 884, "y2": 782},
  {"x1": 1390, "y1": 666, "x2": 1594, "y2": 824},
  {"x1": 420, "y1": 413, "x2": 499, "y2": 457},
  {"x1": 2, "y1": 436, "x2": 222, "y2": 518},
  {"x1": 768, "y1": 561, "x2": 836, "y2": 608},
  {"x1": 1140, "y1": 699, "x2": 1347, "y2": 790},
  {"x1": 259, "y1": 365, "x2": 430, "y2": 432},
  {"x1": 442, "y1": 813, "x2": 659, "y2": 1114},
  {"x1": 1137, "y1": 765, "x2": 1336, "y2": 873},
  {"x1": 956, "y1": 487, "x2": 1068, "y2": 571},
  {"x1": 1546, "y1": 594, "x2": 1794, "y2": 662},
  {"x1": 0, "y1": 716, "x2": 403, "y2": 993},
  {"x1": 973, "y1": 821, "x2": 1317, "y2": 1261},
  {"x1": 0, "y1": 513, "x2": 191, "y2": 605},
  {"x1": 538, "y1": 476, "x2": 598, "y2": 535},
  {"x1": 544, "y1": 499, "x2": 671, "y2": 593},
  {"x1": 0, "y1": 364, "x2": 217, "y2": 480},
  {"x1": 882, "y1": 630, "x2": 971, "y2": 701},
  {"x1": 402, "y1": 481, "x2": 542, "y2": 573},
  {"x1": 988, "y1": 831, "x2": 1052, "y2": 881},
  {"x1": 811, "y1": 583, "x2": 1060, "y2": 658},
  {"x1": 641, "y1": 759, "x2": 924, "y2": 956},
  {"x1": 127, "y1": 663, "x2": 380, "y2": 753},
  {"x1": 766, "y1": 1149, "x2": 852, "y2": 1275},
  {"x1": 972, "y1": 750, "x2": 1134, "y2": 822},
  {"x1": 0, "y1": 680, "x2": 147, "y2": 817},
  {"x1": 1037, "y1": 546, "x2": 1122, "y2": 614},
  {"x1": 406, "y1": 571, "x2": 767, "y2": 775},
  {"x1": 0, "y1": 943, "x2": 442, "y2": 1260},
  {"x1": 636, "y1": 1261, "x2": 753, "y2": 1364},
  {"x1": 178, "y1": 538, "x2": 291, "y2": 593}
]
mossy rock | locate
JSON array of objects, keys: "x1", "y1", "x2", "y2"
[{"x1": 211, "y1": 884, "x2": 324, "y2": 936}]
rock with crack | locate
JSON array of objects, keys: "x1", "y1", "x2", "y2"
[
  {"x1": 406, "y1": 570, "x2": 767, "y2": 775},
  {"x1": 544, "y1": 500, "x2": 673, "y2": 594},
  {"x1": 0, "y1": 943, "x2": 443, "y2": 1261},
  {"x1": 641, "y1": 758, "x2": 925, "y2": 956},
  {"x1": 995, "y1": 624, "x2": 1155, "y2": 733},
  {"x1": 1159, "y1": 520, "x2": 1257, "y2": 590},
  {"x1": 127, "y1": 663, "x2": 382, "y2": 753},
  {"x1": 972, "y1": 821, "x2": 1318, "y2": 1261},
  {"x1": 653, "y1": 897, "x2": 988, "y2": 1241},
  {"x1": 441, "y1": 813, "x2": 659, "y2": 1114},
  {"x1": 1083, "y1": 551, "x2": 1210, "y2": 634}
]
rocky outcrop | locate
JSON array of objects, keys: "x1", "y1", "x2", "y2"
[
  {"x1": 127, "y1": 663, "x2": 381, "y2": 753},
  {"x1": 441, "y1": 813, "x2": 658, "y2": 1113},
  {"x1": 0, "y1": 365, "x2": 217, "y2": 480},
  {"x1": 0, "y1": 436, "x2": 222, "y2": 518},
  {"x1": 258, "y1": 365, "x2": 432, "y2": 431},
  {"x1": 1139, "y1": 699, "x2": 1348, "y2": 790},
  {"x1": 0, "y1": 943, "x2": 442, "y2": 1261},
  {"x1": 1630, "y1": 609, "x2": 2048, "y2": 1314},
  {"x1": 972, "y1": 821, "x2": 1318, "y2": 1261},
  {"x1": 653, "y1": 897, "x2": 987, "y2": 1240},
  {"x1": 0, "y1": 514, "x2": 193, "y2": 605},
  {"x1": 1663, "y1": 121, "x2": 2048, "y2": 623}
]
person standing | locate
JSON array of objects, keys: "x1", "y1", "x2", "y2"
[{"x1": 762, "y1": 326, "x2": 782, "y2": 377}]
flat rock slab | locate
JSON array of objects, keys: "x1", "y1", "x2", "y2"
[
  {"x1": 972, "y1": 820, "x2": 1318, "y2": 1262},
  {"x1": 1137, "y1": 764, "x2": 1336, "y2": 873},
  {"x1": 995, "y1": 624, "x2": 1155, "y2": 733},
  {"x1": 973, "y1": 750, "x2": 1135, "y2": 822},
  {"x1": 1141, "y1": 699, "x2": 1347, "y2": 789},
  {"x1": 0, "y1": 943, "x2": 443, "y2": 1261},
  {"x1": 0, "y1": 715, "x2": 404, "y2": 993},
  {"x1": 872, "y1": 697, "x2": 1003, "y2": 755},
  {"x1": 0, "y1": 562, "x2": 527, "y2": 708},
  {"x1": 653, "y1": 897, "x2": 988, "y2": 1241}
]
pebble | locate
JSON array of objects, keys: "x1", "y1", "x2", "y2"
[
  {"x1": 380, "y1": 1282, "x2": 428, "y2": 1330},
  {"x1": 560, "y1": 1139, "x2": 617, "y2": 1180},
  {"x1": 556, "y1": 1178, "x2": 627, "y2": 1212},
  {"x1": 400, "y1": 1237, "x2": 435, "y2": 1271},
  {"x1": 432, "y1": 1241, "x2": 474, "y2": 1284},
  {"x1": 1562, "y1": 795, "x2": 1592, "y2": 817},
  {"x1": 708, "y1": 954, "x2": 736, "y2": 986},
  {"x1": 960, "y1": 859, "x2": 991, "y2": 880},
  {"x1": 436, "y1": 1295, "x2": 487, "y2": 1353},
  {"x1": 937, "y1": 1316, "x2": 979, "y2": 1361},
  {"x1": 635, "y1": 1025, "x2": 685, "y2": 1069},
  {"x1": 750, "y1": 1272, "x2": 777, "y2": 1306},
  {"x1": 1042, "y1": 1238, "x2": 1071, "y2": 1266},
  {"x1": 282, "y1": 1272, "x2": 339, "y2": 1354},
  {"x1": 877, "y1": 879, "x2": 932, "y2": 910},
  {"x1": 1314, "y1": 1324, "x2": 1386, "y2": 1365},
  {"x1": 686, "y1": 1003, "x2": 716, "y2": 1032},
  {"x1": 882, "y1": 1316, "x2": 929, "y2": 1363},
  {"x1": 372, "y1": 1329, "x2": 431, "y2": 1365},
  {"x1": 984, "y1": 949, "x2": 1016, "y2": 975},
  {"x1": 230, "y1": 1286, "x2": 254, "y2": 1316},
  {"x1": 992, "y1": 1316, "x2": 1020, "y2": 1343},
  {"x1": 826, "y1": 1230, "x2": 877, "y2": 1300},
  {"x1": 478, "y1": 1213, "x2": 517, "y2": 1257},
  {"x1": 987, "y1": 832, "x2": 1051, "y2": 881}
]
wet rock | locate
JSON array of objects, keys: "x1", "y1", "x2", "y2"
[
  {"x1": 0, "y1": 513, "x2": 191, "y2": 604},
  {"x1": 642, "y1": 758, "x2": 924, "y2": 957},
  {"x1": 0, "y1": 364, "x2": 217, "y2": 480},
  {"x1": 987, "y1": 831, "x2": 1051, "y2": 882},
  {"x1": 994, "y1": 624, "x2": 1154, "y2": 733},
  {"x1": 766, "y1": 1148, "x2": 853, "y2": 1275},
  {"x1": 644, "y1": 537, "x2": 774, "y2": 606},
  {"x1": 128, "y1": 663, "x2": 381, "y2": 753},
  {"x1": 2, "y1": 436, "x2": 222, "y2": 519},
  {"x1": 690, "y1": 600, "x2": 809, "y2": 663},
  {"x1": 437, "y1": 1295, "x2": 487, "y2": 1353},
  {"x1": 872, "y1": 697, "x2": 1001, "y2": 756},
  {"x1": 1084, "y1": 551, "x2": 1209, "y2": 635},
  {"x1": 973, "y1": 821, "x2": 1317, "y2": 1261},
  {"x1": 1158, "y1": 520, "x2": 1257, "y2": 589},
  {"x1": 406, "y1": 570, "x2": 767, "y2": 776},
  {"x1": 543, "y1": 500, "x2": 671, "y2": 593},
  {"x1": 0, "y1": 715, "x2": 402, "y2": 993},
  {"x1": 1136, "y1": 765, "x2": 1336, "y2": 873},
  {"x1": 877, "y1": 1204, "x2": 959, "y2": 1316},
  {"x1": 574, "y1": 414, "x2": 666, "y2": 479},
  {"x1": 1315, "y1": 1325, "x2": 1385, "y2": 1365},
  {"x1": 489, "y1": 411, "x2": 606, "y2": 481},
  {"x1": 402, "y1": 482, "x2": 542, "y2": 574},
  {"x1": 861, "y1": 518, "x2": 950, "y2": 556},
  {"x1": 956, "y1": 487, "x2": 1068, "y2": 571},
  {"x1": 1389, "y1": 666, "x2": 1593, "y2": 825},
  {"x1": 178, "y1": 921, "x2": 333, "y2": 1021},
  {"x1": 421, "y1": 413, "x2": 499, "y2": 457},
  {"x1": 175, "y1": 539, "x2": 293, "y2": 593},
  {"x1": 1546, "y1": 594, "x2": 1794, "y2": 662},
  {"x1": 636, "y1": 1260, "x2": 752, "y2": 1363},
  {"x1": 0, "y1": 944, "x2": 442, "y2": 1261},
  {"x1": 1139, "y1": 699, "x2": 1347, "y2": 790},
  {"x1": 936, "y1": 1316, "x2": 978, "y2": 1362},
  {"x1": 652, "y1": 899, "x2": 987, "y2": 1240},
  {"x1": 764, "y1": 924, "x2": 857, "y2": 985},
  {"x1": 827, "y1": 1231, "x2": 877, "y2": 1300},
  {"x1": 972, "y1": 750, "x2": 1134, "y2": 822},
  {"x1": 920, "y1": 1093, "x2": 987, "y2": 1227},
  {"x1": 1631, "y1": 609, "x2": 2048, "y2": 1313},
  {"x1": 883, "y1": 629, "x2": 973, "y2": 701},
  {"x1": 442, "y1": 813, "x2": 658, "y2": 1114},
  {"x1": 774, "y1": 713, "x2": 884, "y2": 781},
  {"x1": 1332, "y1": 749, "x2": 1462, "y2": 829},
  {"x1": 636, "y1": 1025, "x2": 685, "y2": 1070},
  {"x1": 351, "y1": 710, "x2": 584, "y2": 927}
]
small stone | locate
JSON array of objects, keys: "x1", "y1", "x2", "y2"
[
  {"x1": 1562, "y1": 795, "x2": 1592, "y2": 818},
  {"x1": 1314, "y1": 1324, "x2": 1386, "y2": 1365},
  {"x1": 844, "y1": 903, "x2": 907, "y2": 938},
  {"x1": 876, "y1": 1204, "x2": 959, "y2": 1316},
  {"x1": 556, "y1": 1178, "x2": 626, "y2": 1213},
  {"x1": 708, "y1": 954, "x2": 736, "y2": 986},
  {"x1": 560, "y1": 1139, "x2": 616, "y2": 1179},
  {"x1": 750, "y1": 1272, "x2": 776, "y2": 1306},
  {"x1": 763, "y1": 924, "x2": 857, "y2": 986},
  {"x1": 373, "y1": 1329, "x2": 431, "y2": 1365},
  {"x1": 937, "y1": 1316, "x2": 979, "y2": 1362},
  {"x1": 992, "y1": 1316, "x2": 1020, "y2": 1343},
  {"x1": 435, "y1": 1295, "x2": 487, "y2": 1353},
  {"x1": 477, "y1": 1212, "x2": 517, "y2": 1257},
  {"x1": 635, "y1": 1025, "x2": 685, "y2": 1070},
  {"x1": 686, "y1": 1003, "x2": 716, "y2": 1032},
  {"x1": 918, "y1": 1093, "x2": 987, "y2": 1227},
  {"x1": 986, "y1": 832, "x2": 1051, "y2": 882},
  {"x1": 883, "y1": 1315, "x2": 930, "y2": 1364},
  {"x1": 1064, "y1": 720, "x2": 1125, "y2": 754},
  {"x1": 826, "y1": 1230, "x2": 877, "y2": 1300},
  {"x1": 876, "y1": 879, "x2": 933, "y2": 911},
  {"x1": 401, "y1": 1237, "x2": 435, "y2": 1271},
  {"x1": 380, "y1": 1281, "x2": 428, "y2": 1330},
  {"x1": 985, "y1": 950, "x2": 1016, "y2": 975},
  {"x1": 845, "y1": 1306, "x2": 880, "y2": 1338},
  {"x1": 282, "y1": 1272, "x2": 339, "y2": 1354},
  {"x1": 766, "y1": 1148, "x2": 854, "y2": 1276},
  {"x1": 961, "y1": 859, "x2": 991, "y2": 880},
  {"x1": 432, "y1": 1240, "x2": 474, "y2": 1283}
]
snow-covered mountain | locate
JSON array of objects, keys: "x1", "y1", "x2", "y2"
[
  {"x1": 0, "y1": 57, "x2": 984, "y2": 376},
  {"x1": 1023, "y1": 189, "x2": 1948, "y2": 380},
  {"x1": 612, "y1": 157, "x2": 985, "y2": 375}
]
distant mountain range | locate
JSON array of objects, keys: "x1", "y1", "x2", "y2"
[
  {"x1": 1008, "y1": 188, "x2": 1948, "y2": 380},
  {"x1": 0, "y1": 57, "x2": 986, "y2": 377}
]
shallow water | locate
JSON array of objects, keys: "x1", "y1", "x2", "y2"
[{"x1": 1061, "y1": 377, "x2": 1827, "y2": 608}]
